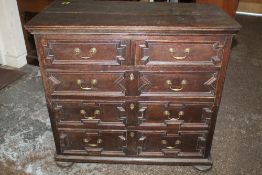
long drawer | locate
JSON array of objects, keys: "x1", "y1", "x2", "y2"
[
  {"x1": 51, "y1": 100, "x2": 212, "y2": 130},
  {"x1": 58, "y1": 129, "x2": 208, "y2": 158},
  {"x1": 46, "y1": 71, "x2": 218, "y2": 98},
  {"x1": 40, "y1": 37, "x2": 226, "y2": 67}
]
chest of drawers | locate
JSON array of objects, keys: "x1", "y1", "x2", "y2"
[{"x1": 26, "y1": 0, "x2": 240, "y2": 170}]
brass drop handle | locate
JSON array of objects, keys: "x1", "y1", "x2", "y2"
[
  {"x1": 166, "y1": 79, "x2": 187, "y2": 92},
  {"x1": 166, "y1": 146, "x2": 176, "y2": 149},
  {"x1": 76, "y1": 79, "x2": 97, "y2": 91},
  {"x1": 161, "y1": 139, "x2": 181, "y2": 149},
  {"x1": 163, "y1": 110, "x2": 184, "y2": 120},
  {"x1": 118, "y1": 135, "x2": 126, "y2": 141},
  {"x1": 83, "y1": 138, "x2": 102, "y2": 147},
  {"x1": 169, "y1": 48, "x2": 190, "y2": 60},
  {"x1": 61, "y1": 1, "x2": 71, "y2": 5},
  {"x1": 80, "y1": 109, "x2": 100, "y2": 120},
  {"x1": 74, "y1": 47, "x2": 97, "y2": 59}
]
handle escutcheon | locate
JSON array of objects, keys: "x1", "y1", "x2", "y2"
[
  {"x1": 76, "y1": 79, "x2": 97, "y2": 91},
  {"x1": 130, "y1": 103, "x2": 135, "y2": 110},
  {"x1": 166, "y1": 79, "x2": 187, "y2": 92},
  {"x1": 169, "y1": 48, "x2": 190, "y2": 60},
  {"x1": 130, "y1": 132, "x2": 135, "y2": 138},
  {"x1": 74, "y1": 47, "x2": 97, "y2": 59},
  {"x1": 80, "y1": 109, "x2": 100, "y2": 120},
  {"x1": 129, "y1": 73, "x2": 135, "y2": 81}
]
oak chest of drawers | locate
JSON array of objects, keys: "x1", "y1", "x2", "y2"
[{"x1": 26, "y1": 0, "x2": 240, "y2": 170}]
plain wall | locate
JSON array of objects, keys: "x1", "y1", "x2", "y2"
[{"x1": 0, "y1": 0, "x2": 27, "y2": 68}]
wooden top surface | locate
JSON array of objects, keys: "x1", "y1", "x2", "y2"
[{"x1": 26, "y1": 0, "x2": 241, "y2": 34}]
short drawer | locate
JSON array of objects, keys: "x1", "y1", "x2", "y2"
[
  {"x1": 137, "y1": 131, "x2": 207, "y2": 158},
  {"x1": 43, "y1": 40, "x2": 129, "y2": 66},
  {"x1": 137, "y1": 101, "x2": 212, "y2": 128},
  {"x1": 135, "y1": 40, "x2": 225, "y2": 66},
  {"x1": 52, "y1": 100, "x2": 127, "y2": 128},
  {"x1": 47, "y1": 71, "x2": 128, "y2": 96},
  {"x1": 59, "y1": 129, "x2": 127, "y2": 156},
  {"x1": 138, "y1": 71, "x2": 217, "y2": 97}
]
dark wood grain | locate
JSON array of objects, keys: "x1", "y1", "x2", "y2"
[
  {"x1": 137, "y1": 101, "x2": 212, "y2": 126},
  {"x1": 135, "y1": 38, "x2": 225, "y2": 66},
  {"x1": 58, "y1": 129, "x2": 127, "y2": 156},
  {"x1": 46, "y1": 71, "x2": 128, "y2": 96},
  {"x1": 138, "y1": 71, "x2": 217, "y2": 97},
  {"x1": 27, "y1": 0, "x2": 240, "y2": 168},
  {"x1": 25, "y1": 1, "x2": 240, "y2": 34},
  {"x1": 43, "y1": 39, "x2": 129, "y2": 66}
]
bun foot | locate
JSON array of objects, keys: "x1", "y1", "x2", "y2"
[
  {"x1": 55, "y1": 161, "x2": 75, "y2": 168},
  {"x1": 193, "y1": 165, "x2": 212, "y2": 172}
]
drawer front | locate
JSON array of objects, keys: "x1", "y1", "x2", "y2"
[
  {"x1": 43, "y1": 40, "x2": 129, "y2": 65},
  {"x1": 53, "y1": 101, "x2": 127, "y2": 128},
  {"x1": 137, "y1": 131, "x2": 207, "y2": 158},
  {"x1": 47, "y1": 72, "x2": 128, "y2": 96},
  {"x1": 135, "y1": 40, "x2": 225, "y2": 66},
  {"x1": 59, "y1": 130, "x2": 127, "y2": 156},
  {"x1": 138, "y1": 72, "x2": 217, "y2": 97},
  {"x1": 52, "y1": 100, "x2": 212, "y2": 130},
  {"x1": 138, "y1": 102, "x2": 212, "y2": 128}
]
